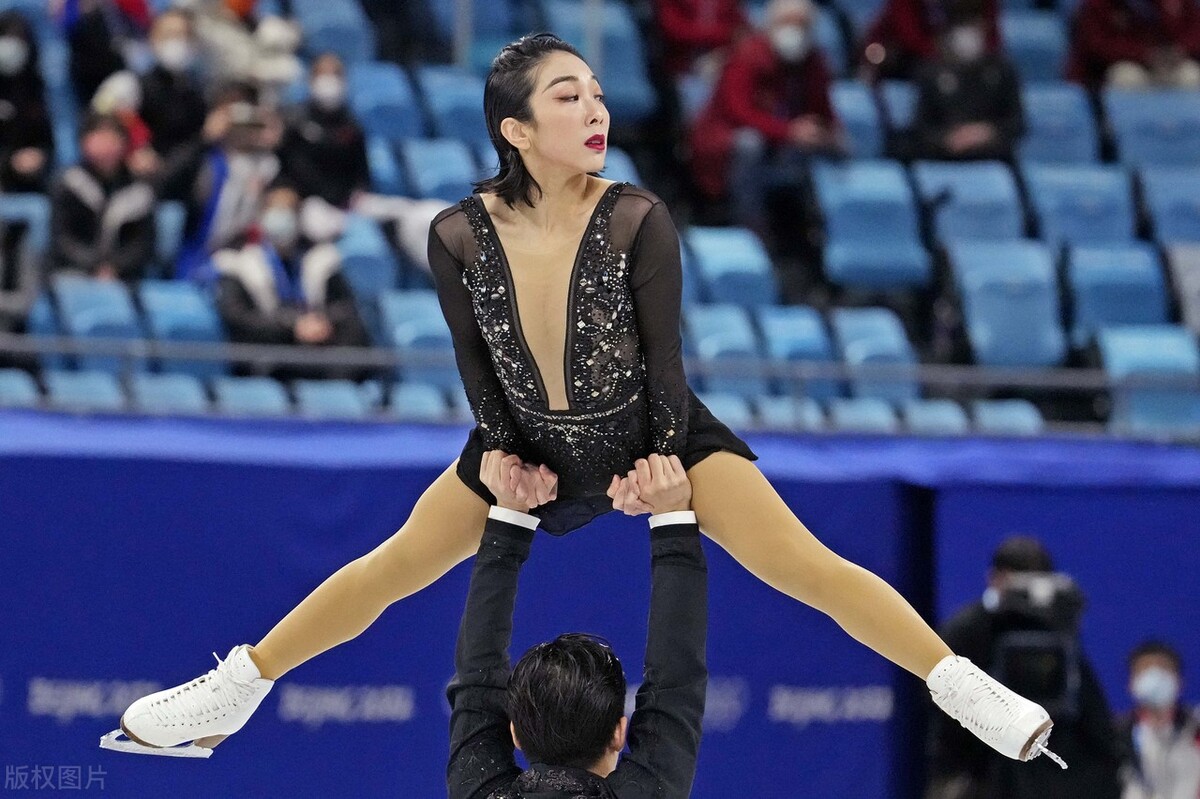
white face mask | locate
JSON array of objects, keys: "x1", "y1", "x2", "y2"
[
  {"x1": 948, "y1": 25, "x2": 985, "y2": 62},
  {"x1": 155, "y1": 37, "x2": 195, "y2": 72},
  {"x1": 310, "y1": 74, "x2": 346, "y2": 111},
  {"x1": 0, "y1": 36, "x2": 29, "y2": 76},
  {"x1": 769, "y1": 24, "x2": 810, "y2": 63},
  {"x1": 261, "y1": 208, "x2": 299, "y2": 249},
  {"x1": 1132, "y1": 666, "x2": 1180, "y2": 711}
]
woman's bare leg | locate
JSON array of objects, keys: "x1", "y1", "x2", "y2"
[
  {"x1": 688, "y1": 451, "x2": 952, "y2": 679},
  {"x1": 248, "y1": 460, "x2": 488, "y2": 680}
]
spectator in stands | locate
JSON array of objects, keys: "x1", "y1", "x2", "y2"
[
  {"x1": 688, "y1": 0, "x2": 845, "y2": 236},
  {"x1": 925, "y1": 536, "x2": 1122, "y2": 799},
  {"x1": 213, "y1": 184, "x2": 369, "y2": 379},
  {"x1": 61, "y1": 0, "x2": 152, "y2": 110},
  {"x1": 47, "y1": 114, "x2": 156, "y2": 282},
  {"x1": 0, "y1": 215, "x2": 38, "y2": 334},
  {"x1": 278, "y1": 54, "x2": 370, "y2": 210},
  {"x1": 911, "y1": 11, "x2": 1025, "y2": 162},
  {"x1": 90, "y1": 71, "x2": 156, "y2": 178},
  {"x1": 139, "y1": 7, "x2": 212, "y2": 200},
  {"x1": 190, "y1": 0, "x2": 302, "y2": 91},
  {"x1": 1066, "y1": 0, "x2": 1200, "y2": 89},
  {"x1": 0, "y1": 10, "x2": 54, "y2": 194},
  {"x1": 860, "y1": 0, "x2": 1001, "y2": 82},
  {"x1": 1116, "y1": 641, "x2": 1200, "y2": 799},
  {"x1": 176, "y1": 80, "x2": 281, "y2": 280},
  {"x1": 652, "y1": 0, "x2": 750, "y2": 77}
]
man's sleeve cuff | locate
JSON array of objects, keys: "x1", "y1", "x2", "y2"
[
  {"x1": 488, "y1": 505, "x2": 540, "y2": 530},
  {"x1": 648, "y1": 510, "x2": 697, "y2": 528}
]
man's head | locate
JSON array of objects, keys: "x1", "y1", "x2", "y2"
[
  {"x1": 988, "y1": 535, "x2": 1053, "y2": 590},
  {"x1": 1128, "y1": 641, "x2": 1183, "y2": 713},
  {"x1": 259, "y1": 184, "x2": 301, "y2": 252},
  {"x1": 150, "y1": 9, "x2": 197, "y2": 73},
  {"x1": 80, "y1": 114, "x2": 129, "y2": 177},
  {"x1": 507, "y1": 633, "x2": 629, "y2": 776},
  {"x1": 766, "y1": 0, "x2": 814, "y2": 64}
]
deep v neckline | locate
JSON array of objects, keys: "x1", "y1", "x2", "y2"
[{"x1": 472, "y1": 181, "x2": 622, "y2": 410}]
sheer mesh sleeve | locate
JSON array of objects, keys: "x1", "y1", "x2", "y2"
[
  {"x1": 428, "y1": 212, "x2": 524, "y2": 454},
  {"x1": 628, "y1": 200, "x2": 690, "y2": 456}
]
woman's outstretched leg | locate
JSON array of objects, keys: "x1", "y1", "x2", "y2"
[
  {"x1": 687, "y1": 450, "x2": 952, "y2": 678},
  {"x1": 251, "y1": 459, "x2": 489, "y2": 679}
]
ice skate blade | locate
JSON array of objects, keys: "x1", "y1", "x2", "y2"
[{"x1": 99, "y1": 730, "x2": 213, "y2": 759}]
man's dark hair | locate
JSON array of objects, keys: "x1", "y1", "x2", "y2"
[
  {"x1": 1128, "y1": 640, "x2": 1183, "y2": 674},
  {"x1": 507, "y1": 633, "x2": 627, "y2": 769},
  {"x1": 473, "y1": 32, "x2": 590, "y2": 210},
  {"x1": 991, "y1": 535, "x2": 1054, "y2": 574}
]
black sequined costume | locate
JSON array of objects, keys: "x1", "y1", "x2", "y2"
[{"x1": 428, "y1": 181, "x2": 757, "y2": 534}]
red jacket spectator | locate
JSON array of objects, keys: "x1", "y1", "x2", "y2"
[
  {"x1": 861, "y1": 0, "x2": 1001, "y2": 80},
  {"x1": 689, "y1": 32, "x2": 840, "y2": 200},
  {"x1": 653, "y1": 0, "x2": 749, "y2": 76},
  {"x1": 1066, "y1": 0, "x2": 1200, "y2": 86}
]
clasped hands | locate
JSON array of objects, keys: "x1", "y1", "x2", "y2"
[{"x1": 479, "y1": 451, "x2": 691, "y2": 515}]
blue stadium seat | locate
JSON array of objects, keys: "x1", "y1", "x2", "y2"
[
  {"x1": 829, "y1": 307, "x2": 919, "y2": 403},
  {"x1": 879, "y1": 81, "x2": 917, "y2": 133},
  {"x1": 1140, "y1": 166, "x2": 1200, "y2": 244},
  {"x1": 602, "y1": 146, "x2": 641, "y2": 185},
  {"x1": 812, "y1": 160, "x2": 931, "y2": 289},
  {"x1": 839, "y1": 0, "x2": 887, "y2": 34},
  {"x1": 1166, "y1": 244, "x2": 1200, "y2": 334},
  {"x1": 1024, "y1": 164, "x2": 1134, "y2": 247},
  {"x1": 0, "y1": 192, "x2": 50, "y2": 254},
  {"x1": 389, "y1": 381, "x2": 449, "y2": 422},
  {"x1": 379, "y1": 289, "x2": 460, "y2": 389},
  {"x1": 337, "y1": 215, "x2": 400, "y2": 342},
  {"x1": 137, "y1": 280, "x2": 227, "y2": 378},
  {"x1": 541, "y1": 0, "x2": 657, "y2": 122},
  {"x1": 292, "y1": 0, "x2": 376, "y2": 63},
  {"x1": 413, "y1": 65, "x2": 489, "y2": 144},
  {"x1": 912, "y1": 161, "x2": 1024, "y2": 242},
  {"x1": 347, "y1": 62, "x2": 423, "y2": 142},
  {"x1": 43, "y1": 370, "x2": 125, "y2": 413},
  {"x1": 154, "y1": 201, "x2": 187, "y2": 277},
  {"x1": 0, "y1": 368, "x2": 39, "y2": 408},
  {"x1": 755, "y1": 395, "x2": 825, "y2": 431},
  {"x1": 754, "y1": 304, "x2": 841, "y2": 400},
  {"x1": 902, "y1": 399, "x2": 970, "y2": 435},
  {"x1": 695, "y1": 391, "x2": 754, "y2": 430},
  {"x1": 294, "y1": 379, "x2": 370, "y2": 420},
  {"x1": 212, "y1": 376, "x2": 290, "y2": 416},
  {"x1": 1098, "y1": 325, "x2": 1200, "y2": 437},
  {"x1": 684, "y1": 304, "x2": 768, "y2": 397},
  {"x1": 1001, "y1": 11, "x2": 1068, "y2": 83},
  {"x1": 828, "y1": 397, "x2": 900, "y2": 433},
  {"x1": 1103, "y1": 89, "x2": 1200, "y2": 167},
  {"x1": 684, "y1": 227, "x2": 778, "y2": 305},
  {"x1": 128, "y1": 373, "x2": 209, "y2": 415},
  {"x1": 25, "y1": 292, "x2": 64, "y2": 371},
  {"x1": 831, "y1": 81, "x2": 882, "y2": 158},
  {"x1": 948, "y1": 240, "x2": 1067, "y2": 367},
  {"x1": 399, "y1": 138, "x2": 479, "y2": 204},
  {"x1": 1019, "y1": 83, "x2": 1099, "y2": 165},
  {"x1": 674, "y1": 72, "x2": 715, "y2": 124},
  {"x1": 971, "y1": 399, "x2": 1046, "y2": 435},
  {"x1": 1066, "y1": 243, "x2": 1169, "y2": 348},
  {"x1": 52, "y1": 275, "x2": 146, "y2": 374},
  {"x1": 428, "y1": 0, "x2": 522, "y2": 74},
  {"x1": 366, "y1": 136, "x2": 407, "y2": 195}
]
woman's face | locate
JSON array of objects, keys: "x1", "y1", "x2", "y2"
[{"x1": 511, "y1": 50, "x2": 609, "y2": 176}]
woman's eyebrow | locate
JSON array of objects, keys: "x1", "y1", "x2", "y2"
[{"x1": 542, "y1": 74, "x2": 600, "y2": 92}]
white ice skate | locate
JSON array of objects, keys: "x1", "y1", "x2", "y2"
[
  {"x1": 99, "y1": 644, "x2": 273, "y2": 758},
  {"x1": 927, "y1": 655, "x2": 1068, "y2": 769}
]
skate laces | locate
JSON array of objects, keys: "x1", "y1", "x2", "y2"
[{"x1": 146, "y1": 650, "x2": 258, "y2": 728}]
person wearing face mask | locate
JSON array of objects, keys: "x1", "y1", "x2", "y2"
[
  {"x1": 139, "y1": 8, "x2": 211, "y2": 201},
  {"x1": 1117, "y1": 641, "x2": 1200, "y2": 799},
  {"x1": 0, "y1": 10, "x2": 54, "y2": 194},
  {"x1": 909, "y1": 11, "x2": 1025, "y2": 162},
  {"x1": 688, "y1": 0, "x2": 846, "y2": 238},
  {"x1": 861, "y1": 0, "x2": 1001, "y2": 82},
  {"x1": 278, "y1": 53, "x2": 370, "y2": 210},
  {"x1": 47, "y1": 114, "x2": 156, "y2": 282},
  {"x1": 212, "y1": 184, "x2": 369, "y2": 380},
  {"x1": 925, "y1": 536, "x2": 1122, "y2": 799},
  {"x1": 60, "y1": 0, "x2": 151, "y2": 112},
  {"x1": 1067, "y1": 0, "x2": 1200, "y2": 89}
]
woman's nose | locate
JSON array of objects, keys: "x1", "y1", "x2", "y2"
[{"x1": 584, "y1": 96, "x2": 605, "y2": 125}]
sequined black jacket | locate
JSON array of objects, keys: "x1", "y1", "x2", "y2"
[
  {"x1": 446, "y1": 515, "x2": 708, "y2": 799},
  {"x1": 427, "y1": 183, "x2": 690, "y2": 500}
]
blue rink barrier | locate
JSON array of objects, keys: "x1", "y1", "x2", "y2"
[{"x1": 1, "y1": 410, "x2": 1198, "y2": 798}]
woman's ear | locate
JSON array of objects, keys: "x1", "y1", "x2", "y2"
[{"x1": 499, "y1": 117, "x2": 530, "y2": 152}]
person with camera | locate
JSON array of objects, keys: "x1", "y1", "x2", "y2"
[{"x1": 925, "y1": 536, "x2": 1122, "y2": 799}]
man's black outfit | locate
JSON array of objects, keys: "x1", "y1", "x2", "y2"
[
  {"x1": 910, "y1": 54, "x2": 1025, "y2": 162},
  {"x1": 447, "y1": 509, "x2": 708, "y2": 799},
  {"x1": 278, "y1": 101, "x2": 370, "y2": 208},
  {"x1": 139, "y1": 65, "x2": 209, "y2": 201}
]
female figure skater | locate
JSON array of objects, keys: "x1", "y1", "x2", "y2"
[{"x1": 104, "y1": 32, "x2": 1064, "y2": 769}]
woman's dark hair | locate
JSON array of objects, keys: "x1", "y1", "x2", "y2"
[
  {"x1": 507, "y1": 633, "x2": 626, "y2": 769},
  {"x1": 473, "y1": 32, "x2": 588, "y2": 210}
]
